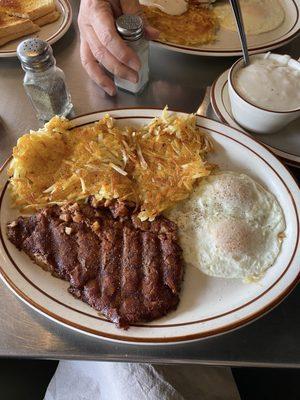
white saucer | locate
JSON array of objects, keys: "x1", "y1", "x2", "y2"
[{"x1": 211, "y1": 70, "x2": 300, "y2": 168}]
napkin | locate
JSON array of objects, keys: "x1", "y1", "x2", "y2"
[{"x1": 45, "y1": 360, "x2": 240, "y2": 400}]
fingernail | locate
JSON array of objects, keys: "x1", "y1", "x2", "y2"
[
  {"x1": 107, "y1": 87, "x2": 116, "y2": 96},
  {"x1": 129, "y1": 74, "x2": 139, "y2": 84},
  {"x1": 129, "y1": 60, "x2": 140, "y2": 72},
  {"x1": 145, "y1": 26, "x2": 160, "y2": 40}
]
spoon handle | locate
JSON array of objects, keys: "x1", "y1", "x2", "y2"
[
  {"x1": 197, "y1": 86, "x2": 211, "y2": 116},
  {"x1": 229, "y1": 0, "x2": 250, "y2": 66}
]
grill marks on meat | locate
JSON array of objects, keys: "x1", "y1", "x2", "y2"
[
  {"x1": 99, "y1": 222, "x2": 124, "y2": 325},
  {"x1": 7, "y1": 200, "x2": 183, "y2": 328},
  {"x1": 120, "y1": 227, "x2": 145, "y2": 322}
]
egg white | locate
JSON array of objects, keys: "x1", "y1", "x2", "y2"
[
  {"x1": 166, "y1": 171, "x2": 285, "y2": 281},
  {"x1": 214, "y1": 0, "x2": 285, "y2": 35}
]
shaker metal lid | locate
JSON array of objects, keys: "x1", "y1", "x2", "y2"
[
  {"x1": 116, "y1": 14, "x2": 144, "y2": 40},
  {"x1": 17, "y1": 38, "x2": 54, "y2": 70}
]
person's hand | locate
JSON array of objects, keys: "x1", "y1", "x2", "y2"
[{"x1": 78, "y1": 0, "x2": 159, "y2": 96}]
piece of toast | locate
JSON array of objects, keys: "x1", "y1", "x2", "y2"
[
  {"x1": 0, "y1": 0, "x2": 56, "y2": 20},
  {"x1": 34, "y1": 9, "x2": 59, "y2": 26},
  {"x1": 0, "y1": 11, "x2": 38, "y2": 37},
  {"x1": 0, "y1": 23, "x2": 39, "y2": 46}
]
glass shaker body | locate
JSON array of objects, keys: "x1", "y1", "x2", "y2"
[
  {"x1": 114, "y1": 15, "x2": 150, "y2": 94},
  {"x1": 23, "y1": 65, "x2": 73, "y2": 122},
  {"x1": 17, "y1": 38, "x2": 73, "y2": 122},
  {"x1": 114, "y1": 37, "x2": 149, "y2": 94}
]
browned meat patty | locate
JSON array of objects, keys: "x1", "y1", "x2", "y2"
[{"x1": 7, "y1": 200, "x2": 184, "y2": 329}]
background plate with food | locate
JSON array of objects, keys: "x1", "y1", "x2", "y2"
[
  {"x1": 0, "y1": 0, "x2": 72, "y2": 58},
  {"x1": 0, "y1": 109, "x2": 299, "y2": 344},
  {"x1": 141, "y1": 0, "x2": 300, "y2": 56}
]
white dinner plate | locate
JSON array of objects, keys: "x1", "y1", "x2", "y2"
[
  {"x1": 152, "y1": 0, "x2": 300, "y2": 56},
  {"x1": 0, "y1": 108, "x2": 299, "y2": 344},
  {"x1": 211, "y1": 69, "x2": 300, "y2": 168},
  {"x1": 0, "y1": 0, "x2": 72, "y2": 58}
]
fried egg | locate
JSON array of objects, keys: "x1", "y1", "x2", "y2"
[
  {"x1": 166, "y1": 171, "x2": 285, "y2": 281},
  {"x1": 214, "y1": 0, "x2": 285, "y2": 35}
]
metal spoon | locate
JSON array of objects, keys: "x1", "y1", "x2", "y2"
[{"x1": 229, "y1": 0, "x2": 250, "y2": 66}]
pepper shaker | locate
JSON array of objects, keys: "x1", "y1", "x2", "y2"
[
  {"x1": 17, "y1": 38, "x2": 73, "y2": 122},
  {"x1": 115, "y1": 15, "x2": 149, "y2": 94}
]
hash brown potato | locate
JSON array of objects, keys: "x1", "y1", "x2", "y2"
[
  {"x1": 8, "y1": 110, "x2": 213, "y2": 221},
  {"x1": 142, "y1": 4, "x2": 219, "y2": 46}
]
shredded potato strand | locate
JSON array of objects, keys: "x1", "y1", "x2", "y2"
[{"x1": 9, "y1": 109, "x2": 213, "y2": 220}]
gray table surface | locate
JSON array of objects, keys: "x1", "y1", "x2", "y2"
[{"x1": 1, "y1": 1, "x2": 300, "y2": 367}]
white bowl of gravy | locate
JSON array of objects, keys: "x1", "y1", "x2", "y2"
[{"x1": 228, "y1": 53, "x2": 300, "y2": 134}]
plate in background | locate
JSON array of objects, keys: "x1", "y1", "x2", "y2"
[
  {"x1": 0, "y1": 0, "x2": 72, "y2": 58},
  {"x1": 152, "y1": 0, "x2": 300, "y2": 56}
]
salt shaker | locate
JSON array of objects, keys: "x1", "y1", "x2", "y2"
[
  {"x1": 17, "y1": 38, "x2": 73, "y2": 122},
  {"x1": 115, "y1": 15, "x2": 149, "y2": 94}
]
